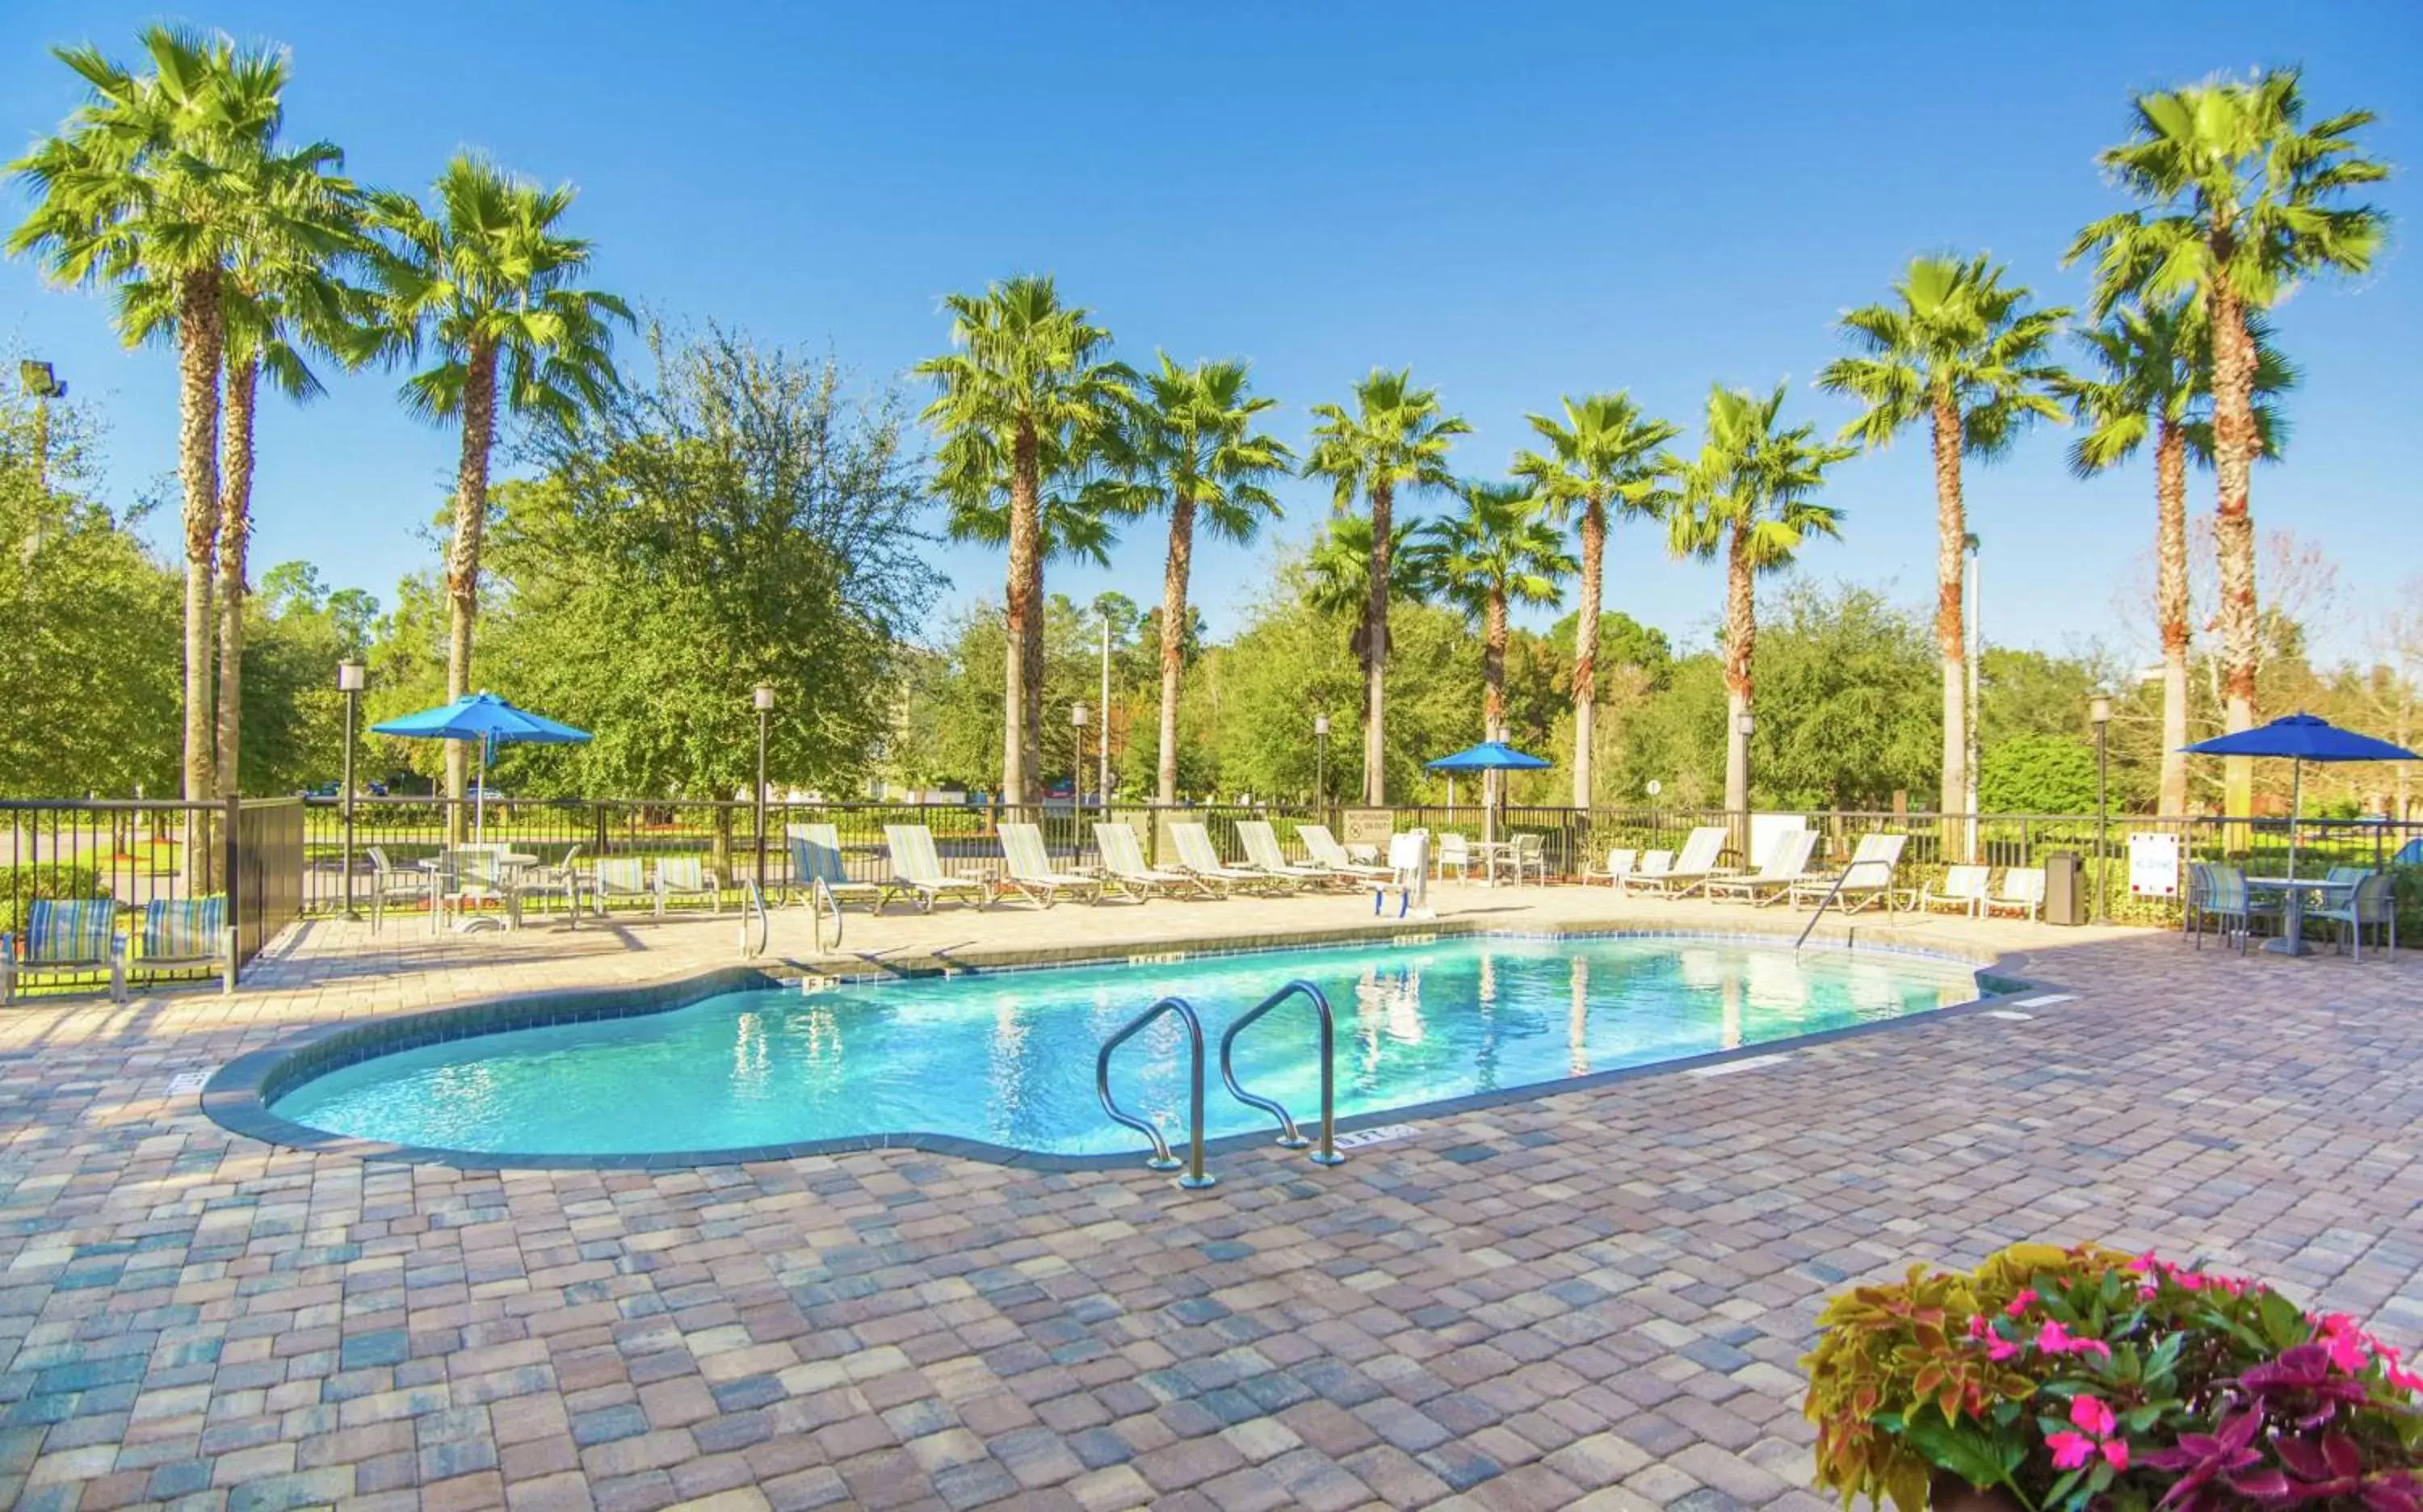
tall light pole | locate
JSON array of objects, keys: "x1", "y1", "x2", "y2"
[
  {"x1": 1734, "y1": 709, "x2": 1755, "y2": 863},
  {"x1": 1313, "y1": 713, "x2": 1330, "y2": 818},
  {"x1": 753, "y1": 683, "x2": 775, "y2": 892},
  {"x1": 1965, "y1": 535, "x2": 1980, "y2": 864},
  {"x1": 1071, "y1": 703, "x2": 1089, "y2": 816},
  {"x1": 338, "y1": 661, "x2": 365, "y2": 919},
  {"x1": 1098, "y1": 608, "x2": 1112, "y2": 815},
  {"x1": 18, "y1": 360, "x2": 65, "y2": 492},
  {"x1": 2090, "y1": 693, "x2": 2112, "y2": 923}
]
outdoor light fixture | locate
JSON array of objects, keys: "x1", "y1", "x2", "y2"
[
  {"x1": 1071, "y1": 704, "x2": 1088, "y2": 727},
  {"x1": 338, "y1": 662, "x2": 367, "y2": 918},
  {"x1": 753, "y1": 684, "x2": 775, "y2": 890},
  {"x1": 754, "y1": 682, "x2": 775, "y2": 712},
  {"x1": 2090, "y1": 691, "x2": 2113, "y2": 922},
  {"x1": 1313, "y1": 713, "x2": 1329, "y2": 737},
  {"x1": 1736, "y1": 712, "x2": 1755, "y2": 737},
  {"x1": 338, "y1": 662, "x2": 365, "y2": 693},
  {"x1": 2089, "y1": 693, "x2": 2113, "y2": 727}
]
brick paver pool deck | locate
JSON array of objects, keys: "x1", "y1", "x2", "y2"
[{"x1": 1, "y1": 887, "x2": 2417, "y2": 1510}]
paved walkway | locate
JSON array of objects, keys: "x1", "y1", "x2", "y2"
[{"x1": 1, "y1": 888, "x2": 2417, "y2": 1510}]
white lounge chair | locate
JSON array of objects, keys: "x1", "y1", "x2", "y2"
[
  {"x1": 1787, "y1": 834, "x2": 1910, "y2": 914},
  {"x1": 1701, "y1": 830, "x2": 1822, "y2": 905},
  {"x1": 997, "y1": 821, "x2": 1102, "y2": 907},
  {"x1": 656, "y1": 857, "x2": 722, "y2": 916},
  {"x1": 1919, "y1": 864, "x2": 1991, "y2": 918},
  {"x1": 1094, "y1": 822, "x2": 1203, "y2": 900},
  {"x1": 1582, "y1": 847, "x2": 1639, "y2": 889},
  {"x1": 1626, "y1": 828, "x2": 1732, "y2": 897},
  {"x1": 1637, "y1": 849, "x2": 1673, "y2": 883},
  {"x1": 1298, "y1": 825, "x2": 1395, "y2": 882},
  {"x1": 1237, "y1": 821, "x2": 1341, "y2": 888},
  {"x1": 786, "y1": 824, "x2": 883, "y2": 909},
  {"x1": 1983, "y1": 867, "x2": 2046, "y2": 922},
  {"x1": 1170, "y1": 821, "x2": 1290, "y2": 894},
  {"x1": 589, "y1": 857, "x2": 653, "y2": 916},
  {"x1": 880, "y1": 825, "x2": 989, "y2": 913}
]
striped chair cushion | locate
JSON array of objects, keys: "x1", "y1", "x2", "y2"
[
  {"x1": 142, "y1": 897, "x2": 226, "y2": 960},
  {"x1": 26, "y1": 899, "x2": 116, "y2": 964}
]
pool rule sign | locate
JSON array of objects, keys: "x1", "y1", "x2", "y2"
[{"x1": 2127, "y1": 832, "x2": 2182, "y2": 898}]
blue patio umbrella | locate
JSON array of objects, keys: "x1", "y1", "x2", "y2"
[
  {"x1": 1426, "y1": 741, "x2": 1554, "y2": 849},
  {"x1": 372, "y1": 692, "x2": 592, "y2": 842},
  {"x1": 2183, "y1": 712, "x2": 2417, "y2": 880}
]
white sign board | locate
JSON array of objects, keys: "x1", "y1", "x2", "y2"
[{"x1": 2127, "y1": 832, "x2": 2182, "y2": 898}]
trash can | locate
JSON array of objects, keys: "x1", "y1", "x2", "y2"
[{"x1": 2041, "y1": 850, "x2": 2087, "y2": 926}]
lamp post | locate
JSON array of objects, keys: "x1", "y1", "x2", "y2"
[
  {"x1": 1313, "y1": 713, "x2": 1330, "y2": 819},
  {"x1": 19, "y1": 360, "x2": 65, "y2": 492},
  {"x1": 338, "y1": 662, "x2": 365, "y2": 919},
  {"x1": 1071, "y1": 704, "x2": 1089, "y2": 818},
  {"x1": 753, "y1": 683, "x2": 774, "y2": 892},
  {"x1": 1098, "y1": 608, "x2": 1112, "y2": 815},
  {"x1": 2090, "y1": 693, "x2": 2113, "y2": 923},
  {"x1": 1733, "y1": 710, "x2": 1755, "y2": 863}
]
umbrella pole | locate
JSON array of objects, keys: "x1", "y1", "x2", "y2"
[
  {"x1": 477, "y1": 736, "x2": 490, "y2": 845},
  {"x1": 2287, "y1": 757, "x2": 2300, "y2": 880}
]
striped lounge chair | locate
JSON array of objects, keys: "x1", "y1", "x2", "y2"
[
  {"x1": 131, "y1": 896, "x2": 236, "y2": 995},
  {"x1": 1, "y1": 898, "x2": 125, "y2": 1004}
]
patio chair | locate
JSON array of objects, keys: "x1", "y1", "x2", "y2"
[
  {"x1": 517, "y1": 845, "x2": 585, "y2": 923},
  {"x1": 1625, "y1": 828, "x2": 1731, "y2": 897},
  {"x1": 786, "y1": 824, "x2": 882, "y2": 909},
  {"x1": 655, "y1": 858, "x2": 722, "y2": 917},
  {"x1": 590, "y1": 858, "x2": 653, "y2": 916},
  {"x1": 1296, "y1": 824, "x2": 1400, "y2": 884},
  {"x1": 1982, "y1": 867, "x2": 2047, "y2": 922},
  {"x1": 1490, "y1": 832, "x2": 1549, "y2": 888},
  {"x1": 1434, "y1": 832, "x2": 1473, "y2": 881},
  {"x1": 0, "y1": 897, "x2": 124, "y2": 1004},
  {"x1": 1094, "y1": 821, "x2": 1203, "y2": 900},
  {"x1": 440, "y1": 846, "x2": 520, "y2": 930},
  {"x1": 2311, "y1": 872, "x2": 2396, "y2": 960},
  {"x1": 1581, "y1": 848, "x2": 1639, "y2": 890},
  {"x1": 1170, "y1": 821, "x2": 1290, "y2": 894},
  {"x1": 880, "y1": 825, "x2": 989, "y2": 914},
  {"x1": 1787, "y1": 834, "x2": 1910, "y2": 914},
  {"x1": 1237, "y1": 821, "x2": 1342, "y2": 888},
  {"x1": 364, "y1": 846, "x2": 430, "y2": 934},
  {"x1": 2185, "y1": 863, "x2": 2277, "y2": 954},
  {"x1": 1918, "y1": 865, "x2": 1992, "y2": 918},
  {"x1": 129, "y1": 896, "x2": 235, "y2": 995},
  {"x1": 1702, "y1": 830, "x2": 1822, "y2": 906},
  {"x1": 997, "y1": 821, "x2": 1102, "y2": 908}
]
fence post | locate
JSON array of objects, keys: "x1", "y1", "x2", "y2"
[{"x1": 223, "y1": 793, "x2": 242, "y2": 962}]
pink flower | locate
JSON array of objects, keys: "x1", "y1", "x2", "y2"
[
  {"x1": 2070, "y1": 1396, "x2": 2117, "y2": 1437},
  {"x1": 1987, "y1": 1336, "x2": 2022, "y2": 1362},
  {"x1": 2047, "y1": 1430, "x2": 2097, "y2": 1471},
  {"x1": 2038, "y1": 1321, "x2": 2113, "y2": 1361},
  {"x1": 2004, "y1": 1288, "x2": 2039, "y2": 1318},
  {"x1": 1967, "y1": 1315, "x2": 1989, "y2": 1341},
  {"x1": 2102, "y1": 1438, "x2": 2130, "y2": 1471}
]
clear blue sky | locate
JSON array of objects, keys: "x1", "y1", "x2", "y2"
[{"x1": 6, "y1": 2, "x2": 2417, "y2": 666}]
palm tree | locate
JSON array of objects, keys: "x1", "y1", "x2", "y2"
[
  {"x1": 1511, "y1": 393, "x2": 1679, "y2": 807},
  {"x1": 6, "y1": 26, "x2": 310, "y2": 809},
  {"x1": 1305, "y1": 515, "x2": 1446, "y2": 681},
  {"x1": 1304, "y1": 370, "x2": 1469, "y2": 803},
  {"x1": 2061, "y1": 300, "x2": 2295, "y2": 816},
  {"x1": 1431, "y1": 481, "x2": 1575, "y2": 809},
  {"x1": 2069, "y1": 69, "x2": 2386, "y2": 820},
  {"x1": 365, "y1": 155, "x2": 630, "y2": 816},
  {"x1": 917, "y1": 276, "x2": 1134, "y2": 803},
  {"x1": 1818, "y1": 255, "x2": 2068, "y2": 847},
  {"x1": 1129, "y1": 356, "x2": 1292, "y2": 804},
  {"x1": 1667, "y1": 384, "x2": 1853, "y2": 825}
]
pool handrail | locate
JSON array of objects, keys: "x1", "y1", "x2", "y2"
[
  {"x1": 1096, "y1": 996, "x2": 1216, "y2": 1189},
  {"x1": 1218, "y1": 979, "x2": 1346, "y2": 1167},
  {"x1": 739, "y1": 880, "x2": 771, "y2": 959}
]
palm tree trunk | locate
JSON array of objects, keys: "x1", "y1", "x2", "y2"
[
  {"x1": 1002, "y1": 423, "x2": 1039, "y2": 804},
  {"x1": 2155, "y1": 418, "x2": 2191, "y2": 816},
  {"x1": 1930, "y1": 392, "x2": 1968, "y2": 859},
  {"x1": 1571, "y1": 498, "x2": 1605, "y2": 808},
  {"x1": 1363, "y1": 481, "x2": 1393, "y2": 805},
  {"x1": 1484, "y1": 588, "x2": 1508, "y2": 814},
  {"x1": 215, "y1": 353, "x2": 258, "y2": 800},
  {"x1": 445, "y1": 342, "x2": 499, "y2": 842},
  {"x1": 1724, "y1": 526, "x2": 1755, "y2": 840},
  {"x1": 2209, "y1": 284, "x2": 2261, "y2": 821},
  {"x1": 176, "y1": 271, "x2": 223, "y2": 889},
  {"x1": 1157, "y1": 495, "x2": 1194, "y2": 804},
  {"x1": 1024, "y1": 548, "x2": 1045, "y2": 801}
]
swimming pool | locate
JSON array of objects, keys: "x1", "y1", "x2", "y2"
[{"x1": 257, "y1": 935, "x2": 2010, "y2": 1162}]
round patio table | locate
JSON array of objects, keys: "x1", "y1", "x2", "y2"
[{"x1": 2242, "y1": 876, "x2": 2352, "y2": 957}]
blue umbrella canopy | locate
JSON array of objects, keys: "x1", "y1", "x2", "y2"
[
  {"x1": 372, "y1": 691, "x2": 592, "y2": 746},
  {"x1": 2182, "y1": 712, "x2": 2417, "y2": 762},
  {"x1": 1426, "y1": 741, "x2": 1553, "y2": 772}
]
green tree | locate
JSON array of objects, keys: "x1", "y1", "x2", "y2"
[
  {"x1": 915, "y1": 275, "x2": 1134, "y2": 804},
  {"x1": 2060, "y1": 300, "x2": 2294, "y2": 813},
  {"x1": 1979, "y1": 733, "x2": 2098, "y2": 815},
  {"x1": 1819, "y1": 254, "x2": 2069, "y2": 840},
  {"x1": 1304, "y1": 368, "x2": 1468, "y2": 803},
  {"x1": 1667, "y1": 384, "x2": 1854, "y2": 821},
  {"x1": 1753, "y1": 583, "x2": 1938, "y2": 808},
  {"x1": 1430, "y1": 481, "x2": 1574, "y2": 750},
  {"x1": 365, "y1": 153, "x2": 631, "y2": 820},
  {"x1": 2068, "y1": 69, "x2": 2387, "y2": 820},
  {"x1": 1128, "y1": 356, "x2": 1291, "y2": 803},
  {"x1": 1305, "y1": 514, "x2": 1446, "y2": 694},
  {"x1": 1512, "y1": 393, "x2": 1679, "y2": 806}
]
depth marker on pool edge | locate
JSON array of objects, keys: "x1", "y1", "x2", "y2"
[
  {"x1": 2009, "y1": 993, "x2": 2077, "y2": 1008},
  {"x1": 1687, "y1": 1053, "x2": 1793, "y2": 1078}
]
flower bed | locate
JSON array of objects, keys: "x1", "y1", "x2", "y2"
[{"x1": 1804, "y1": 1242, "x2": 2422, "y2": 1510}]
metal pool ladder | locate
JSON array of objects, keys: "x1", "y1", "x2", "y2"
[
  {"x1": 1220, "y1": 979, "x2": 1346, "y2": 1166},
  {"x1": 1097, "y1": 997, "x2": 1216, "y2": 1190}
]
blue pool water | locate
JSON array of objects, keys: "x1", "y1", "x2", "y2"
[{"x1": 270, "y1": 937, "x2": 2001, "y2": 1157}]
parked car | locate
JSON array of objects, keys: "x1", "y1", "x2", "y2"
[{"x1": 300, "y1": 780, "x2": 388, "y2": 804}]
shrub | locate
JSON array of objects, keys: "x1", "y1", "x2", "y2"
[{"x1": 0, "y1": 864, "x2": 109, "y2": 936}]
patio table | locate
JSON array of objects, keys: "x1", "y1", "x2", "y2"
[
  {"x1": 2242, "y1": 876, "x2": 2353, "y2": 958},
  {"x1": 419, "y1": 850, "x2": 541, "y2": 933},
  {"x1": 1468, "y1": 840, "x2": 1516, "y2": 888}
]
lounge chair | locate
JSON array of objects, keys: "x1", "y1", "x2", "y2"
[
  {"x1": 1492, "y1": 832, "x2": 1549, "y2": 888},
  {"x1": 1297, "y1": 825, "x2": 1395, "y2": 882},
  {"x1": 1702, "y1": 830, "x2": 1822, "y2": 905},
  {"x1": 997, "y1": 821, "x2": 1102, "y2": 907},
  {"x1": 1170, "y1": 821, "x2": 1291, "y2": 894},
  {"x1": 0, "y1": 897, "x2": 124, "y2": 1004},
  {"x1": 1918, "y1": 864, "x2": 1992, "y2": 918},
  {"x1": 590, "y1": 858, "x2": 653, "y2": 916},
  {"x1": 1582, "y1": 848, "x2": 1639, "y2": 890},
  {"x1": 1094, "y1": 822, "x2": 1203, "y2": 900},
  {"x1": 2312, "y1": 872, "x2": 2396, "y2": 960},
  {"x1": 880, "y1": 825, "x2": 989, "y2": 914},
  {"x1": 1787, "y1": 834, "x2": 1910, "y2": 914},
  {"x1": 655, "y1": 857, "x2": 722, "y2": 916},
  {"x1": 129, "y1": 896, "x2": 235, "y2": 995},
  {"x1": 787, "y1": 824, "x2": 882, "y2": 909},
  {"x1": 1983, "y1": 867, "x2": 2046, "y2": 922},
  {"x1": 1626, "y1": 828, "x2": 1732, "y2": 897},
  {"x1": 1237, "y1": 821, "x2": 1344, "y2": 888},
  {"x1": 1637, "y1": 849, "x2": 1673, "y2": 884}
]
